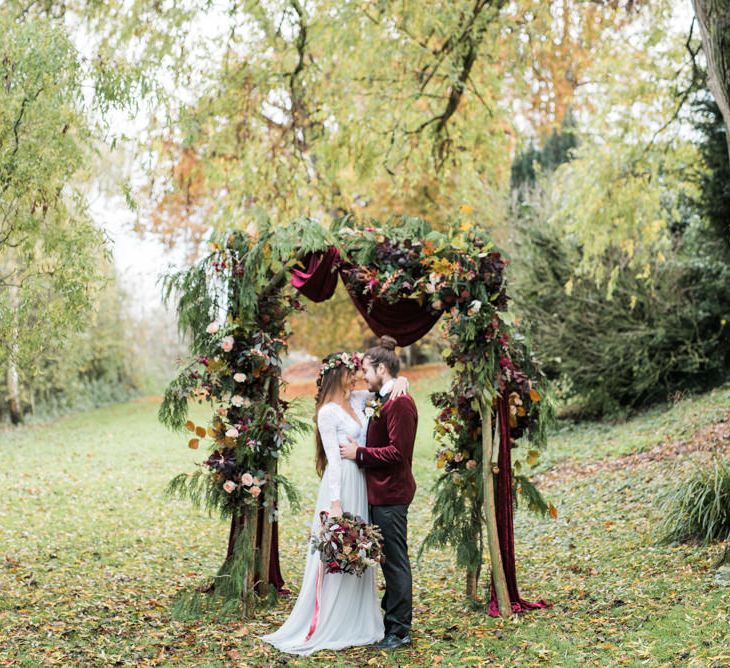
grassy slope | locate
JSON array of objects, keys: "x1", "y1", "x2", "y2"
[{"x1": 1, "y1": 378, "x2": 729, "y2": 667}]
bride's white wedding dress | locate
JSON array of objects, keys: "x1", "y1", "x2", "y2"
[{"x1": 260, "y1": 390, "x2": 384, "y2": 655}]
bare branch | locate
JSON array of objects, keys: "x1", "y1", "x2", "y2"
[{"x1": 397, "y1": 0, "x2": 506, "y2": 169}]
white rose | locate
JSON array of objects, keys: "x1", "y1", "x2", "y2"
[
  {"x1": 240, "y1": 472, "x2": 254, "y2": 486},
  {"x1": 206, "y1": 322, "x2": 220, "y2": 334},
  {"x1": 226, "y1": 427, "x2": 239, "y2": 438},
  {"x1": 231, "y1": 395, "x2": 244, "y2": 407},
  {"x1": 221, "y1": 336, "x2": 234, "y2": 352},
  {"x1": 364, "y1": 407, "x2": 375, "y2": 418},
  {"x1": 233, "y1": 372, "x2": 247, "y2": 383}
]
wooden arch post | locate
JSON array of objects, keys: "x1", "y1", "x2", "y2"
[{"x1": 479, "y1": 393, "x2": 511, "y2": 619}]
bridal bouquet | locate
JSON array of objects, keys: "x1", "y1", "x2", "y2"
[{"x1": 311, "y1": 512, "x2": 385, "y2": 576}]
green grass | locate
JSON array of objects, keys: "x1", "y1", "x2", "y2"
[
  {"x1": 1, "y1": 376, "x2": 729, "y2": 667},
  {"x1": 542, "y1": 382, "x2": 730, "y2": 468}
]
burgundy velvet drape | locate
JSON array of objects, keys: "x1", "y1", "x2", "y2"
[
  {"x1": 488, "y1": 394, "x2": 550, "y2": 616},
  {"x1": 291, "y1": 247, "x2": 546, "y2": 614},
  {"x1": 291, "y1": 247, "x2": 340, "y2": 303},
  {"x1": 291, "y1": 248, "x2": 441, "y2": 346}
]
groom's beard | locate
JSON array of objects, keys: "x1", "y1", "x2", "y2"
[{"x1": 366, "y1": 377, "x2": 382, "y2": 393}]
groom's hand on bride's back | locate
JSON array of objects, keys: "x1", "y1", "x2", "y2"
[{"x1": 339, "y1": 436, "x2": 358, "y2": 460}]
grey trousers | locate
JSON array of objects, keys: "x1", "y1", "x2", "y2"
[{"x1": 370, "y1": 504, "x2": 412, "y2": 638}]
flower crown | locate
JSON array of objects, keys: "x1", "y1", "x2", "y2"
[{"x1": 317, "y1": 351, "x2": 362, "y2": 387}]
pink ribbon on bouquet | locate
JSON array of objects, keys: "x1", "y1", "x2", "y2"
[
  {"x1": 305, "y1": 510, "x2": 329, "y2": 642},
  {"x1": 304, "y1": 561, "x2": 325, "y2": 641}
]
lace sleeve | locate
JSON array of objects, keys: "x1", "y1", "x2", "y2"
[
  {"x1": 349, "y1": 389, "x2": 373, "y2": 415},
  {"x1": 316, "y1": 404, "x2": 341, "y2": 503}
]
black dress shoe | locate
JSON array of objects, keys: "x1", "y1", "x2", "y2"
[{"x1": 374, "y1": 634, "x2": 412, "y2": 650}]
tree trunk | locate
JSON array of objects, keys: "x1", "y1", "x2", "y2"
[
  {"x1": 465, "y1": 568, "x2": 479, "y2": 600},
  {"x1": 479, "y1": 397, "x2": 511, "y2": 619},
  {"x1": 693, "y1": 0, "x2": 730, "y2": 159},
  {"x1": 6, "y1": 283, "x2": 22, "y2": 425},
  {"x1": 6, "y1": 360, "x2": 21, "y2": 425}
]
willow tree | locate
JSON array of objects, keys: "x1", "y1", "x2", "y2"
[
  {"x1": 22, "y1": 1, "x2": 665, "y2": 347},
  {"x1": 73, "y1": 0, "x2": 656, "y2": 356},
  {"x1": 60, "y1": 0, "x2": 650, "y2": 251},
  {"x1": 0, "y1": 12, "x2": 109, "y2": 423},
  {"x1": 8, "y1": 2, "x2": 664, "y2": 258}
]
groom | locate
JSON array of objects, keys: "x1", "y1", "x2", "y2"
[{"x1": 340, "y1": 335, "x2": 417, "y2": 650}]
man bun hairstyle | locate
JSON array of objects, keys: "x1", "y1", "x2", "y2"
[
  {"x1": 365, "y1": 335, "x2": 400, "y2": 376},
  {"x1": 379, "y1": 335, "x2": 397, "y2": 350}
]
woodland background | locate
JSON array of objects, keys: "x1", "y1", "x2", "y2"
[
  {"x1": 2, "y1": 1, "x2": 730, "y2": 666},
  {"x1": 1, "y1": 1, "x2": 729, "y2": 421}
]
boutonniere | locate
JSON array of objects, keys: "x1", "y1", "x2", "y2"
[{"x1": 364, "y1": 397, "x2": 383, "y2": 419}]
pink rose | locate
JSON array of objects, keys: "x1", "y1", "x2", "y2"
[
  {"x1": 206, "y1": 322, "x2": 220, "y2": 334},
  {"x1": 240, "y1": 473, "x2": 254, "y2": 486},
  {"x1": 221, "y1": 336, "x2": 234, "y2": 352},
  {"x1": 223, "y1": 480, "x2": 237, "y2": 493},
  {"x1": 249, "y1": 486, "x2": 261, "y2": 498}
]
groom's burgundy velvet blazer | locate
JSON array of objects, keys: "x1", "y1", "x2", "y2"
[{"x1": 355, "y1": 394, "x2": 418, "y2": 506}]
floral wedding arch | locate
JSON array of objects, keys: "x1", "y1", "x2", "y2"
[{"x1": 160, "y1": 215, "x2": 553, "y2": 619}]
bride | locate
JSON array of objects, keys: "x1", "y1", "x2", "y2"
[{"x1": 260, "y1": 351, "x2": 409, "y2": 655}]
